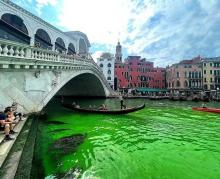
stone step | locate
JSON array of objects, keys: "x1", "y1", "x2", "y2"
[{"x1": 0, "y1": 117, "x2": 27, "y2": 168}]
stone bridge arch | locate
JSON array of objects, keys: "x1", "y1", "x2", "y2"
[
  {"x1": 38, "y1": 69, "x2": 111, "y2": 111},
  {"x1": 0, "y1": 68, "x2": 113, "y2": 113}
]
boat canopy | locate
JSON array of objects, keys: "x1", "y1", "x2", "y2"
[{"x1": 136, "y1": 88, "x2": 168, "y2": 92}]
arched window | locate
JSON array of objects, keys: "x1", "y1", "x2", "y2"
[
  {"x1": 195, "y1": 71, "x2": 198, "y2": 78},
  {"x1": 67, "y1": 43, "x2": 76, "y2": 55},
  {"x1": 0, "y1": 13, "x2": 30, "y2": 44},
  {"x1": 55, "y1": 37, "x2": 66, "y2": 53},
  {"x1": 107, "y1": 77, "x2": 111, "y2": 80},
  {"x1": 79, "y1": 38, "x2": 87, "y2": 54},
  {"x1": 108, "y1": 70, "x2": 111, "y2": 74},
  {"x1": 189, "y1": 72, "x2": 192, "y2": 78},
  {"x1": 99, "y1": 64, "x2": 103, "y2": 67},
  {"x1": 184, "y1": 80, "x2": 188, "y2": 87},
  {"x1": 107, "y1": 63, "x2": 111, "y2": 67},
  {"x1": 35, "y1": 29, "x2": 52, "y2": 49},
  {"x1": 176, "y1": 80, "x2": 181, "y2": 87}
]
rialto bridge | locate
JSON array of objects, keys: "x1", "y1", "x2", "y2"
[{"x1": 0, "y1": 0, "x2": 115, "y2": 113}]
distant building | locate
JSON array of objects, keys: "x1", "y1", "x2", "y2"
[
  {"x1": 115, "y1": 41, "x2": 122, "y2": 62},
  {"x1": 202, "y1": 57, "x2": 220, "y2": 90},
  {"x1": 114, "y1": 55, "x2": 166, "y2": 91},
  {"x1": 97, "y1": 52, "x2": 115, "y2": 89},
  {"x1": 166, "y1": 56, "x2": 203, "y2": 93}
]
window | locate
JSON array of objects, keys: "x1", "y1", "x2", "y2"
[
  {"x1": 210, "y1": 78, "x2": 213, "y2": 82},
  {"x1": 108, "y1": 70, "x2": 111, "y2": 74},
  {"x1": 210, "y1": 70, "x2": 212, "y2": 75},
  {"x1": 204, "y1": 63, "x2": 206, "y2": 67},
  {"x1": 204, "y1": 78, "x2": 206, "y2": 82},
  {"x1": 107, "y1": 77, "x2": 111, "y2": 80},
  {"x1": 176, "y1": 80, "x2": 180, "y2": 87},
  {"x1": 195, "y1": 72, "x2": 198, "y2": 78},
  {"x1": 210, "y1": 63, "x2": 212, "y2": 67},
  {"x1": 204, "y1": 70, "x2": 206, "y2": 74},
  {"x1": 177, "y1": 72, "x2": 179, "y2": 78},
  {"x1": 107, "y1": 63, "x2": 111, "y2": 67},
  {"x1": 99, "y1": 64, "x2": 103, "y2": 67}
]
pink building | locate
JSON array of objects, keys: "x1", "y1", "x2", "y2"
[{"x1": 114, "y1": 56, "x2": 166, "y2": 91}]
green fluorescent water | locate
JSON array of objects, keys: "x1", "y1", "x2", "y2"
[{"x1": 34, "y1": 99, "x2": 220, "y2": 179}]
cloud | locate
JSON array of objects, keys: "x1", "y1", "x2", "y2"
[
  {"x1": 91, "y1": 51, "x2": 103, "y2": 63},
  {"x1": 123, "y1": 0, "x2": 220, "y2": 66},
  {"x1": 35, "y1": 0, "x2": 57, "y2": 15}
]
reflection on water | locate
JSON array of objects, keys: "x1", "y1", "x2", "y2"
[{"x1": 33, "y1": 98, "x2": 220, "y2": 179}]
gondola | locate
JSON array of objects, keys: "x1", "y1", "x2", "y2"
[
  {"x1": 62, "y1": 103, "x2": 145, "y2": 114},
  {"x1": 192, "y1": 107, "x2": 220, "y2": 114}
]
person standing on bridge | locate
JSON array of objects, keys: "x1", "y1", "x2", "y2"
[{"x1": 119, "y1": 95, "x2": 126, "y2": 109}]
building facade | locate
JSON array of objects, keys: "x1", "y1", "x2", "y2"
[
  {"x1": 166, "y1": 56, "x2": 203, "y2": 93},
  {"x1": 114, "y1": 55, "x2": 166, "y2": 91},
  {"x1": 202, "y1": 57, "x2": 220, "y2": 90},
  {"x1": 97, "y1": 52, "x2": 115, "y2": 89}
]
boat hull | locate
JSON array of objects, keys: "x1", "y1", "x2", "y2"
[
  {"x1": 192, "y1": 107, "x2": 220, "y2": 114},
  {"x1": 62, "y1": 103, "x2": 145, "y2": 114}
]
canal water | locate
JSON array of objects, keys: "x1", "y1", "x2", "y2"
[{"x1": 33, "y1": 98, "x2": 220, "y2": 179}]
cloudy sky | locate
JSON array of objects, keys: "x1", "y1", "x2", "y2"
[{"x1": 12, "y1": 0, "x2": 220, "y2": 67}]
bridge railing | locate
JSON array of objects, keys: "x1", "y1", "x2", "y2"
[
  {"x1": 0, "y1": 39, "x2": 30, "y2": 58},
  {"x1": 0, "y1": 39, "x2": 96, "y2": 64},
  {"x1": 0, "y1": 39, "x2": 116, "y2": 94}
]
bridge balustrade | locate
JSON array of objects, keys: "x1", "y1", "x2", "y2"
[
  {"x1": 0, "y1": 39, "x2": 92, "y2": 65},
  {"x1": 0, "y1": 39, "x2": 115, "y2": 94}
]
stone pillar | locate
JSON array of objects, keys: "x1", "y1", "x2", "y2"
[
  {"x1": 52, "y1": 40, "x2": 55, "y2": 51},
  {"x1": 30, "y1": 37, "x2": 35, "y2": 47}
]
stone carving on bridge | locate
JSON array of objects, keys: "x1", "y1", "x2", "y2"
[
  {"x1": 34, "y1": 71, "x2": 41, "y2": 78},
  {"x1": 53, "y1": 70, "x2": 62, "y2": 77},
  {"x1": 52, "y1": 79, "x2": 58, "y2": 87}
]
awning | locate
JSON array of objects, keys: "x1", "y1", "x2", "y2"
[{"x1": 136, "y1": 88, "x2": 168, "y2": 92}]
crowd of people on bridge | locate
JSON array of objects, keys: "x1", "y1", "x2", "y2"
[{"x1": 0, "y1": 102, "x2": 23, "y2": 141}]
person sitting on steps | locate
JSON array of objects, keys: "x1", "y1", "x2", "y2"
[
  {"x1": 0, "y1": 111, "x2": 14, "y2": 141},
  {"x1": 4, "y1": 108, "x2": 18, "y2": 134},
  {"x1": 11, "y1": 102, "x2": 23, "y2": 121}
]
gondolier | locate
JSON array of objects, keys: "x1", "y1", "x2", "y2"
[{"x1": 119, "y1": 95, "x2": 126, "y2": 109}]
